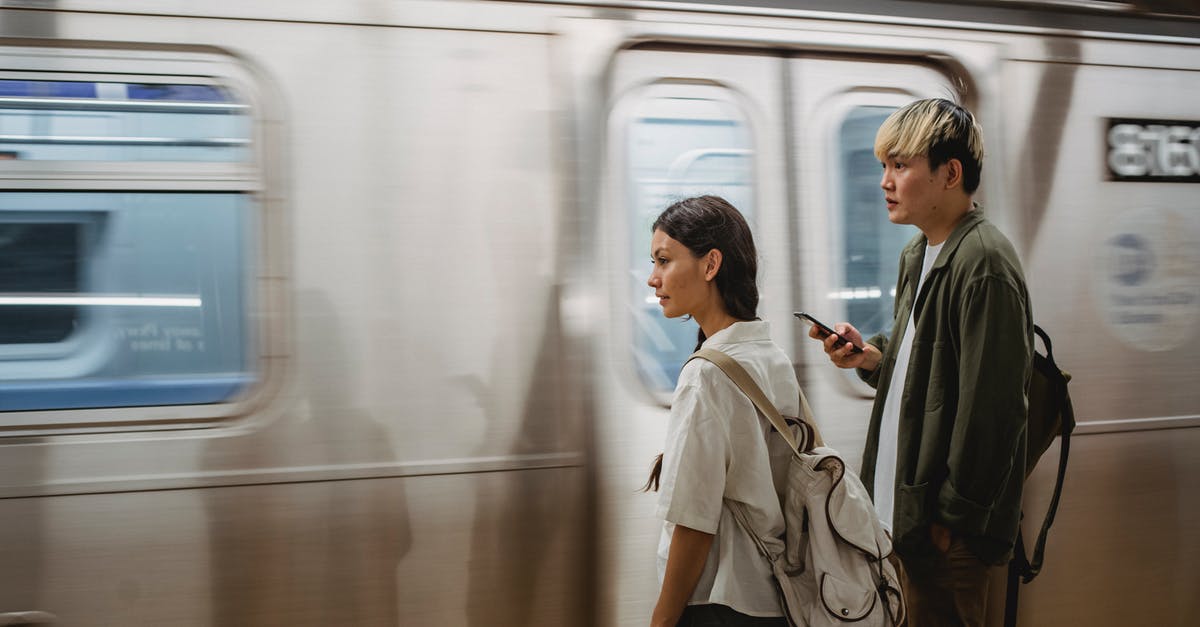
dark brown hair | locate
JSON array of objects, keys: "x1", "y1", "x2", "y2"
[{"x1": 643, "y1": 195, "x2": 759, "y2": 491}]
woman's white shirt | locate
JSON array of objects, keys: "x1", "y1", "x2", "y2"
[{"x1": 656, "y1": 320, "x2": 800, "y2": 617}]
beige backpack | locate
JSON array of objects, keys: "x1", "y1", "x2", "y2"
[{"x1": 690, "y1": 349, "x2": 905, "y2": 627}]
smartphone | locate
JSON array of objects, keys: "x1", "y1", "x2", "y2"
[{"x1": 794, "y1": 312, "x2": 864, "y2": 353}]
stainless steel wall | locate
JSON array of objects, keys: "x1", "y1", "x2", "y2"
[{"x1": 0, "y1": 2, "x2": 1197, "y2": 627}]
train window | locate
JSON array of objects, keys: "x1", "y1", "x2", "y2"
[
  {"x1": 0, "y1": 61, "x2": 259, "y2": 419},
  {"x1": 831, "y1": 106, "x2": 919, "y2": 338},
  {"x1": 0, "y1": 193, "x2": 254, "y2": 411},
  {"x1": 0, "y1": 219, "x2": 82, "y2": 344},
  {"x1": 625, "y1": 87, "x2": 754, "y2": 394},
  {"x1": 0, "y1": 79, "x2": 248, "y2": 162}
]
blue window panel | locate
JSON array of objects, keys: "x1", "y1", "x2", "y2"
[
  {"x1": 0, "y1": 80, "x2": 97, "y2": 98},
  {"x1": 0, "y1": 79, "x2": 249, "y2": 162},
  {"x1": 126, "y1": 83, "x2": 231, "y2": 102},
  {"x1": 0, "y1": 80, "x2": 231, "y2": 102}
]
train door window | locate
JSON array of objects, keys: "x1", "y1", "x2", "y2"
[
  {"x1": 796, "y1": 54, "x2": 955, "y2": 350},
  {"x1": 789, "y1": 56, "x2": 955, "y2": 406},
  {"x1": 832, "y1": 106, "x2": 919, "y2": 336},
  {"x1": 623, "y1": 84, "x2": 754, "y2": 394},
  {"x1": 0, "y1": 50, "x2": 262, "y2": 426}
]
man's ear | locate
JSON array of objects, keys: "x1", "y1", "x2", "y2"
[
  {"x1": 704, "y1": 249, "x2": 723, "y2": 282},
  {"x1": 943, "y1": 158, "x2": 964, "y2": 190}
]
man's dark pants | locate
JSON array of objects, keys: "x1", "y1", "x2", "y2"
[{"x1": 893, "y1": 537, "x2": 998, "y2": 627}]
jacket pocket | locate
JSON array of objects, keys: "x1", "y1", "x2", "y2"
[{"x1": 893, "y1": 481, "x2": 931, "y2": 555}]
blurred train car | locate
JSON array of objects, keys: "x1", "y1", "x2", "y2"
[{"x1": 0, "y1": 1, "x2": 1197, "y2": 625}]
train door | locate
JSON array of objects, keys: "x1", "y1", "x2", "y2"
[
  {"x1": 787, "y1": 57, "x2": 956, "y2": 470},
  {"x1": 594, "y1": 45, "x2": 960, "y2": 626},
  {"x1": 595, "y1": 47, "x2": 789, "y2": 627},
  {"x1": 1001, "y1": 52, "x2": 1200, "y2": 625}
]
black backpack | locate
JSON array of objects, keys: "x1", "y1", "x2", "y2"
[{"x1": 1004, "y1": 324, "x2": 1076, "y2": 627}]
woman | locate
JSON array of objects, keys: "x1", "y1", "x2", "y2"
[{"x1": 644, "y1": 196, "x2": 798, "y2": 627}]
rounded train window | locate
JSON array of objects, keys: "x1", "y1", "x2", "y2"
[
  {"x1": 622, "y1": 84, "x2": 755, "y2": 396},
  {"x1": 0, "y1": 50, "x2": 265, "y2": 430},
  {"x1": 830, "y1": 106, "x2": 918, "y2": 339}
]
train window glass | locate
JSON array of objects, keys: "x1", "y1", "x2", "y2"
[
  {"x1": 626, "y1": 90, "x2": 754, "y2": 394},
  {"x1": 834, "y1": 106, "x2": 918, "y2": 337},
  {"x1": 0, "y1": 192, "x2": 255, "y2": 411},
  {"x1": 0, "y1": 219, "x2": 82, "y2": 344},
  {"x1": 0, "y1": 60, "x2": 260, "y2": 420},
  {"x1": 0, "y1": 79, "x2": 249, "y2": 162}
]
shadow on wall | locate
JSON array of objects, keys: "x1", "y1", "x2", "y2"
[
  {"x1": 465, "y1": 285, "x2": 589, "y2": 626},
  {"x1": 0, "y1": 446, "x2": 49, "y2": 618},
  {"x1": 203, "y1": 290, "x2": 411, "y2": 626}
]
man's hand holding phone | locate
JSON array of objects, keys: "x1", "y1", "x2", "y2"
[{"x1": 795, "y1": 312, "x2": 881, "y2": 372}]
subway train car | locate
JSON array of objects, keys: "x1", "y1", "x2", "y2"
[{"x1": 0, "y1": 1, "x2": 1197, "y2": 625}]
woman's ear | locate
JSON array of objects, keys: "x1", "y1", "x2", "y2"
[{"x1": 704, "y1": 249, "x2": 723, "y2": 281}]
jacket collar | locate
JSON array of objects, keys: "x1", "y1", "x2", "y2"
[{"x1": 908, "y1": 205, "x2": 986, "y2": 272}]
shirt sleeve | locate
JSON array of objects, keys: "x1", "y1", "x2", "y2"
[
  {"x1": 938, "y1": 273, "x2": 1032, "y2": 535},
  {"x1": 656, "y1": 378, "x2": 732, "y2": 535}
]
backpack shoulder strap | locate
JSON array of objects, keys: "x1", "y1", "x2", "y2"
[
  {"x1": 689, "y1": 347, "x2": 817, "y2": 564},
  {"x1": 1026, "y1": 324, "x2": 1076, "y2": 581},
  {"x1": 1006, "y1": 325, "x2": 1076, "y2": 627},
  {"x1": 689, "y1": 348, "x2": 819, "y2": 455}
]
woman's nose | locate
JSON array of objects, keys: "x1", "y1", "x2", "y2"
[{"x1": 646, "y1": 272, "x2": 659, "y2": 288}]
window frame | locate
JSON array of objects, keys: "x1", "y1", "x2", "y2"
[{"x1": 0, "y1": 45, "x2": 279, "y2": 435}]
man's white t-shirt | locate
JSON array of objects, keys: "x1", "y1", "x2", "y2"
[
  {"x1": 874, "y1": 241, "x2": 943, "y2": 532},
  {"x1": 656, "y1": 320, "x2": 801, "y2": 617}
]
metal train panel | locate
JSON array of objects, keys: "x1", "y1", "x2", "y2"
[
  {"x1": 0, "y1": 5, "x2": 589, "y2": 626},
  {"x1": 0, "y1": 2, "x2": 1196, "y2": 626},
  {"x1": 0, "y1": 468, "x2": 589, "y2": 626}
]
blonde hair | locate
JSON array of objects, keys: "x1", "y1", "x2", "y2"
[{"x1": 874, "y1": 98, "x2": 985, "y2": 193}]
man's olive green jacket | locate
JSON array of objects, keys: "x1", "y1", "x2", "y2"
[{"x1": 858, "y1": 209, "x2": 1033, "y2": 566}]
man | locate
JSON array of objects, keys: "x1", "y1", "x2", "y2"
[{"x1": 810, "y1": 98, "x2": 1032, "y2": 626}]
